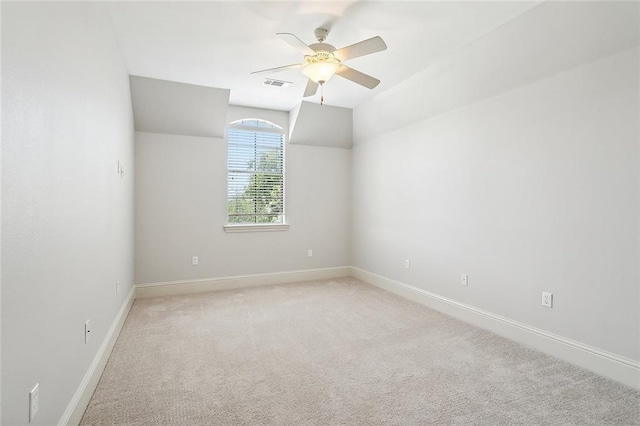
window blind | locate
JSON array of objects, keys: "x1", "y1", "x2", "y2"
[{"x1": 227, "y1": 120, "x2": 285, "y2": 224}]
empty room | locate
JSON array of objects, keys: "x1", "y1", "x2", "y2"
[{"x1": 2, "y1": 1, "x2": 639, "y2": 425}]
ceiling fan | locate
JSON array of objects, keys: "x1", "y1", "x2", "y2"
[{"x1": 251, "y1": 28, "x2": 387, "y2": 104}]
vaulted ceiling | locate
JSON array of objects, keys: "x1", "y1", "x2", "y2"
[{"x1": 107, "y1": 1, "x2": 540, "y2": 111}]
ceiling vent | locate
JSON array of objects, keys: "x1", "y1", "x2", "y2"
[{"x1": 263, "y1": 78, "x2": 292, "y2": 88}]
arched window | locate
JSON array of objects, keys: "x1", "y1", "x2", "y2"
[{"x1": 226, "y1": 118, "x2": 285, "y2": 225}]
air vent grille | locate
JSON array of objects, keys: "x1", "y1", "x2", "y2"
[{"x1": 263, "y1": 79, "x2": 292, "y2": 88}]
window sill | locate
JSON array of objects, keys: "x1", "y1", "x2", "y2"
[{"x1": 223, "y1": 223, "x2": 290, "y2": 233}]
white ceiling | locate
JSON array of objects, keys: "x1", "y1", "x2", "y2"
[{"x1": 108, "y1": 1, "x2": 541, "y2": 112}]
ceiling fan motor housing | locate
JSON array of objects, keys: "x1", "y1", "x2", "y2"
[{"x1": 309, "y1": 42, "x2": 336, "y2": 54}]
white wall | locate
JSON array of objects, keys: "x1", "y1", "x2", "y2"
[
  {"x1": 289, "y1": 102, "x2": 353, "y2": 148},
  {"x1": 227, "y1": 105, "x2": 288, "y2": 130},
  {"x1": 1, "y1": 2, "x2": 4, "y2": 420},
  {"x1": 2, "y1": 3, "x2": 135, "y2": 424},
  {"x1": 354, "y1": 1, "x2": 638, "y2": 144},
  {"x1": 352, "y1": 46, "x2": 639, "y2": 362},
  {"x1": 130, "y1": 76, "x2": 230, "y2": 138},
  {"x1": 135, "y1": 128, "x2": 351, "y2": 284}
]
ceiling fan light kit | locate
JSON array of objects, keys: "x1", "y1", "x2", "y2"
[
  {"x1": 301, "y1": 55, "x2": 341, "y2": 84},
  {"x1": 252, "y1": 27, "x2": 387, "y2": 105}
]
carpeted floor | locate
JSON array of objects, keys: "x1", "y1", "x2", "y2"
[{"x1": 81, "y1": 277, "x2": 640, "y2": 425}]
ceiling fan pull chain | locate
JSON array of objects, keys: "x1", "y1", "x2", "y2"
[{"x1": 320, "y1": 83, "x2": 324, "y2": 106}]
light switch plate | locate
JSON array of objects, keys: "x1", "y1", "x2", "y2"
[{"x1": 85, "y1": 320, "x2": 91, "y2": 344}]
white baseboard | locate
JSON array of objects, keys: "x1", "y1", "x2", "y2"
[
  {"x1": 57, "y1": 265, "x2": 638, "y2": 426},
  {"x1": 58, "y1": 287, "x2": 136, "y2": 426},
  {"x1": 135, "y1": 266, "x2": 352, "y2": 298},
  {"x1": 351, "y1": 267, "x2": 640, "y2": 390}
]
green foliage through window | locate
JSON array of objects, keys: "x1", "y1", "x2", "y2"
[{"x1": 227, "y1": 119, "x2": 285, "y2": 224}]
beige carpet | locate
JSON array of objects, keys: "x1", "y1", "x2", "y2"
[{"x1": 81, "y1": 278, "x2": 640, "y2": 425}]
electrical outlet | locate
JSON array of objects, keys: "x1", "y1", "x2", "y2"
[
  {"x1": 84, "y1": 320, "x2": 91, "y2": 344},
  {"x1": 192, "y1": 256, "x2": 199, "y2": 266},
  {"x1": 404, "y1": 259, "x2": 410, "y2": 270},
  {"x1": 29, "y1": 383, "x2": 39, "y2": 422},
  {"x1": 542, "y1": 292, "x2": 553, "y2": 308},
  {"x1": 461, "y1": 274, "x2": 468, "y2": 286},
  {"x1": 116, "y1": 281, "x2": 120, "y2": 296},
  {"x1": 307, "y1": 249, "x2": 313, "y2": 258}
]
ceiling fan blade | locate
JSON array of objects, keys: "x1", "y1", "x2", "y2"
[
  {"x1": 335, "y1": 65, "x2": 380, "y2": 89},
  {"x1": 250, "y1": 63, "x2": 302, "y2": 75},
  {"x1": 333, "y1": 36, "x2": 387, "y2": 62},
  {"x1": 276, "y1": 32, "x2": 316, "y2": 56},
  {"x1": 303, "y1": 79, "x2": 319, "y2": 97}
]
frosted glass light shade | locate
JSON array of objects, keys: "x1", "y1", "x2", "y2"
[{"x1": 302, "y1": 61, "x2": 341, "y2": 83}]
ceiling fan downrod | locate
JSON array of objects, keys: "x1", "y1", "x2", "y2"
[{"x1": 314, "y1": 28, "x2": 329, "y2": 42}]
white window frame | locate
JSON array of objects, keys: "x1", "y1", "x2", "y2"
[{"x1": 224, "y1": 118, "x2": 288, "y2": 233}]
